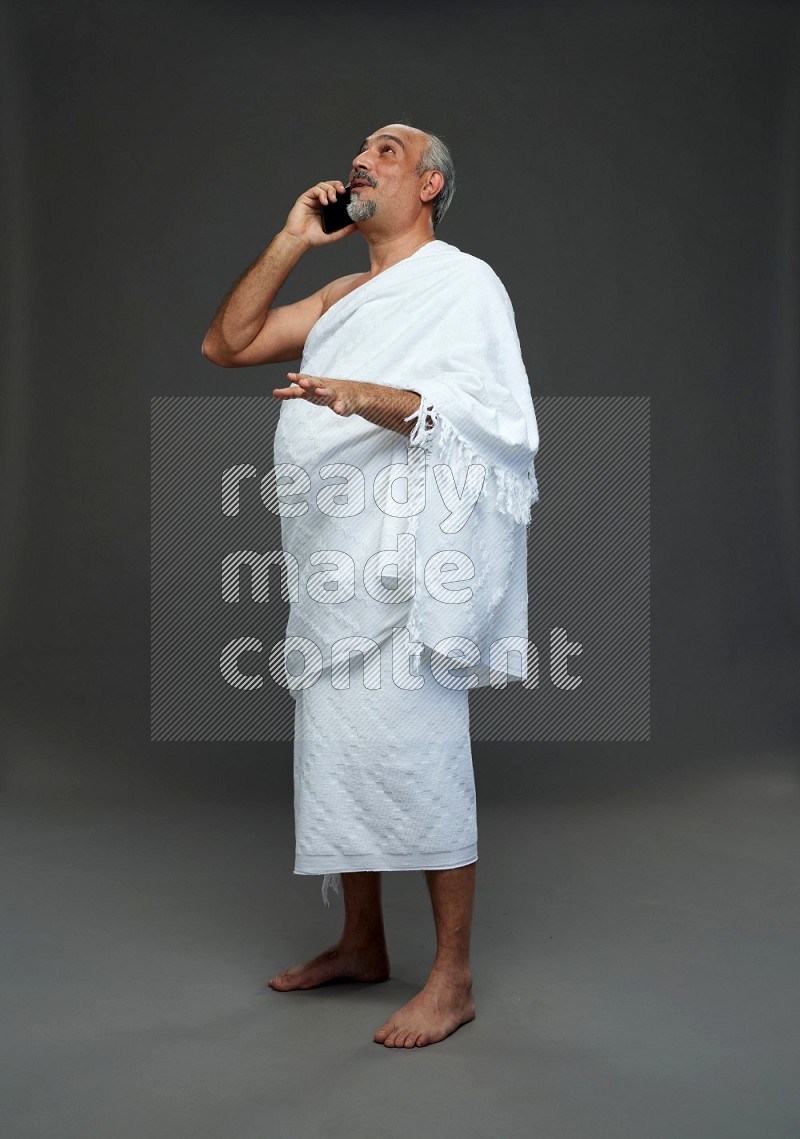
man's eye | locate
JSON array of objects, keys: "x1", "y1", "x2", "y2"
[{"x1": 382, "y1": 145, "x2": 395, "y2": 154}]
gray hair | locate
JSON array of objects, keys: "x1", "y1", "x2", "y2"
[{"x1": 414, "y1": 131, "x2": 455, "y2": 230}]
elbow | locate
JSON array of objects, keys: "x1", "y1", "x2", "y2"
[
  {"x1": 201, "y1": 336, "x2": 236, "y2": 367},
  {"x1": 200, "y1": 335, "x2": 220, "y2": 364}
]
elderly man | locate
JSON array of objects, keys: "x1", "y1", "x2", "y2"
[{"x1": 202, "y1": 123, "x2": 539, "y2": 1048}]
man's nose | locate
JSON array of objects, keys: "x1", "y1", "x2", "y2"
[{"x1": 351, "y1": 150, "x2": 372, "y2": 174}]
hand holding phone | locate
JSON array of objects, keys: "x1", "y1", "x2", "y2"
[{"x1": 283, "y1": 180, "x2": 356, "y2": 248}]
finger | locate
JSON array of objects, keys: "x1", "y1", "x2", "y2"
[
  {"x1": 290, "y1": 372, "x2": 325, "y2": 391},
  {"x1": 316, "y1": 182, "x2": 338, "y2": 204},
  {"x1": 321, "y1": 181, "x2": 348, "y2": 202},
  {"x1": 322, "y1": 181, "x2": 344, "y2": 202}
]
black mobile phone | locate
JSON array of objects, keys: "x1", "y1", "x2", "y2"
[{"x1": 320, "y1": 186, "x2": 352, "y2": 234}]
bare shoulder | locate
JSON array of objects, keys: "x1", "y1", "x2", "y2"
[{"x1": 321, "y1": 271, "x2": 370, "y2": 315}]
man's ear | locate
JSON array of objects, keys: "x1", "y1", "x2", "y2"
[{"x1": 419, "y1": 170, "x2": 445, "y2": 203}]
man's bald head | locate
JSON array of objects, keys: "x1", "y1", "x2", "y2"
[{"x1": 347, "y1": 123, "x2": 455, "y2": 233}]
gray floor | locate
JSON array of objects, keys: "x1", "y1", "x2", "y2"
[{"x1": 1, "y1": 707, "x2": 799, "y2": 1138}]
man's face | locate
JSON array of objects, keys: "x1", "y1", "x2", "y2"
[{"x1": 346, "y1": 124, "x2": 430, "y2": 226}]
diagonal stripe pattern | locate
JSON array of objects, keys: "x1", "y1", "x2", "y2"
[{"x1": 151, "y1": 396, "x2": 649, "y2": 742}]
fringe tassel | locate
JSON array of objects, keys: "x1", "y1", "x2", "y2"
[
  {"x1": 435, "y1": 415, "x2": 539, "y2": 525},
  {"x1": 402, "y1": 395, "x2": 439, "y2": 450},
  {"x1": 403, "y1": 393, "x2": 539, "y2": 525},
  {"x1": 321, "y1": 872, "x2": 341, "y2": 907}
]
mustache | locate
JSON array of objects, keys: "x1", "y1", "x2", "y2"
[{"x1": 348, "y1": 171, "x2": 377, "y2": 187}]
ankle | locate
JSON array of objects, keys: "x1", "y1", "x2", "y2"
[
  {"x1": 428, "y1": 960, "x2": 473, "y2": 987},
  {"x1": 337, "y1": 930, "x2": 389, "y2": 954}
]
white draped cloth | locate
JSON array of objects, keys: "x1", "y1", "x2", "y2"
[{"x1": 271, "y1": 239, "x2": 540, "y2": 905}]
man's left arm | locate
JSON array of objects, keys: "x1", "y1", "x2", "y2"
[{"x1": 273, "y1": 372, "x2": 433, "y2": 438}]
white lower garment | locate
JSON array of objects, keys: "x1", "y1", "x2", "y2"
[{"x1": 292, "y1": 644, "x2": 478, "y2": 906}]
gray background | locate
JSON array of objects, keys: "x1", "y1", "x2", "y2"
[{"x1": 2, "y1": 2, "x2": 799, "y2": 1137}]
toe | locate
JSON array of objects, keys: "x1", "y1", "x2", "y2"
[
  {"x1": 415, "y1": 1033, "x2": 428, "y2": 1046},
  {"x1": 403, "y1": 1033, "x2": 416, "y2": 1048}
]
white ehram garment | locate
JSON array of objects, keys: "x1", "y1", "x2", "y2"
[
  {"x1": 270, "y1": 239, "x2": 540, "y2": 905},
  {"x1": 292, "y1": 644, "x2": 477, "y2": 906}
]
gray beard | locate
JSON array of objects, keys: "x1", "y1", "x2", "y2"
[{"x1": 346, "y1": 196, "x2": 377, "y2": 222}]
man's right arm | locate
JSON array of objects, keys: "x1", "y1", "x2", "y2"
[{"x1": 201, "y1": 179, "x2": 356, "y2": 368}]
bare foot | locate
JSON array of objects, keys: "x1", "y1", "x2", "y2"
[
  {"x1": 373, "y1": 970, "x2": 475, "y2": 1047},
  {"x1": 267, "y1": 941, "x2": 391, "y2": 991}
]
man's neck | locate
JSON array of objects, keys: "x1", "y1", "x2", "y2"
[{"x1": 362, "y1": 228, "x2": 437, "y2": 276}]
